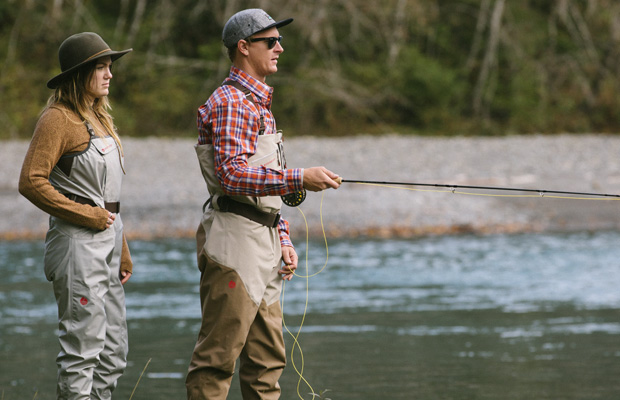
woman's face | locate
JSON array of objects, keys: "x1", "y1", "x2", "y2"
[{"x1": 88, "y1": 56, "x2": 113, "y2": 99}]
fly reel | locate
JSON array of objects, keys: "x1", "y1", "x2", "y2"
[{"x1": 281, "y1": 189, "x2": 307, "y2": 207}]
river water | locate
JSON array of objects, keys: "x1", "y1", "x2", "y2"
[{"x1": 1, "y1": 231, "x2": 620, "y2": 399}]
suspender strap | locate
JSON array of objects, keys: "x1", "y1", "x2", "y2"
[
  {"x1": 214, "y1": 81, "x2": 278, "y2": 226},
  {"x1": 222, "y1": 80, "x2": 265, "y2": 135}
]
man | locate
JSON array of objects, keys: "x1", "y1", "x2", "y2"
[{"x1": 186, "y1": 8, "x2": 340, "y2": 400}]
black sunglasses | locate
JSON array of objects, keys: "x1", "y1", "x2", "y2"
[{"x1": 247, "y1": 36, "x2": 283, "y2": 49}]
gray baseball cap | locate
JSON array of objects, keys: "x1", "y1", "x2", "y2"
[{"x1": 222, "y1": 8, "x2": 293, "y2": 48}]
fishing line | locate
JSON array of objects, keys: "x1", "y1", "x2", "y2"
[
  {"x1": 281, "y1": 191, "x2": 330, "y2": 399},
  {"x1": 282, "y1": 178, "x2": 620, "y2": 210},
  {"x1": 281, "y1": 204, "x2": 312, "y2": 399},
  {"x1": 347, "y1": 181, "x2": 620, "y2": 201},
  {"x1": 279, "y1": 175, "x2": 620, "y2": 398}
]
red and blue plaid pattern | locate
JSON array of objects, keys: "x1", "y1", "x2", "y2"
[{"x1": 197, "y1": 67, "x2": 302, "y2": 246}]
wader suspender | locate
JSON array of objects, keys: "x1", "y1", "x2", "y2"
[
  {"x1": 202, "y1": 81, "x2": 280, "y2": 227},
  {"x1": 56, "y1": 122, "x2": 121, "y2": 213},
  {"x1": 218, "y1": 80, "x2": 307, "y2": 208},
  {"x1": 222, "y1": 80, "x2": 265, "y2": 134},
  {"x1": 222, "y1": 81, "x2": 307, "y2": 207}
]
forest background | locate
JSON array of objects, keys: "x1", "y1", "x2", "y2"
[{"x1": 2, "y1": 0, "x2": 620, "y2": 139}]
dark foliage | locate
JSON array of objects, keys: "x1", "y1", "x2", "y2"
[{"x1": 2, "y1": 0, "x2": 620, "y2": 138}]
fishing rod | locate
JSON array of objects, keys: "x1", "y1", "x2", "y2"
[
  {"x1": 281, "y1": 177, "x2": 620, "y2": 207},
  {"x1": 339, "y1": 178, "x2": 620, "y2": 198}
]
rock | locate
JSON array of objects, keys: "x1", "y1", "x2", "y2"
[{"x1": 4, "y1": 134, "x2": 620, "y2": 241}]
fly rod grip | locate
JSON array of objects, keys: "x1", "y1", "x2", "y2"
[{"x1": 334, "y1": 177, "x2": 343, "y2": 184}]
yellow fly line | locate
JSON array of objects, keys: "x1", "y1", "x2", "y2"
[
  {"x1": 348, "y1": 181, "x2": 620, "y2": 201},
  {"x1": 279, "y1": 177, "x2": 620, "y2": 399},
  {"x1": 281, "y1": 190, "x2": 332, "y2": 399}
]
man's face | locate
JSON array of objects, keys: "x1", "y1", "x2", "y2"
[{"x1": 244, "y1": 27, "x2": 283, "y2": 80}]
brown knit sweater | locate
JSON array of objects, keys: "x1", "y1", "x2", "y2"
[{"x1": 19, "y1": 105, "x2": 132, "y2": 273}]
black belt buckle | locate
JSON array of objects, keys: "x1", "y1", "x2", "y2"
[
  {"x1": 272, "y1": 212, "x2": 281, "y2": 228},
  {"x1": 216, "y1": 196, "x2": 230, "y2": 212}
]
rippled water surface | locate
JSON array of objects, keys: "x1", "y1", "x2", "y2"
[{"x1": 2, "y1": 232, "x2": 620, "y2": 399}]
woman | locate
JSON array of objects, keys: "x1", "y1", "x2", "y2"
[{"x1": 19, "y1": 32, "x2": 133, "y2": 399}]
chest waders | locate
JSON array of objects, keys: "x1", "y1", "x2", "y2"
[
  {"x1": 45, "y1": 122, "x2": 128, "y2": 400},
  {"x1": 186, "y1": 82, "x2": 288, "y2": 399}
]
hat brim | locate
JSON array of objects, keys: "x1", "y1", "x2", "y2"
[
  {"x1": 47, "y1": 48, "x2": 133, "y2": 89},
  {"x1": 256, "y1": 18, "x2": 294, "y2": 35},
  {"x1": 264, "y1": 18, "x2": 293, "y2": 33}
]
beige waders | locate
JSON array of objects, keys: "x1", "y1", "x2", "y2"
[
  {"x1": 45, "y1": 125, "x2": 128, "y2": 400},
  {"x1": 187, "y1": 132, "x2": 287, "y2": 400}
]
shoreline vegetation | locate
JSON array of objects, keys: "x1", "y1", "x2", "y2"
[
  {"x1": 4, "y1": 2, "x2": 620, "y2": 141},
  {"x1": 4, "y1": 134, "x2": 620, "y2": 241}
]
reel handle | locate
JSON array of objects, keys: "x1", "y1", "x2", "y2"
[{"x1": 281, "y1": 177, "x2": 342, "y2": 207}]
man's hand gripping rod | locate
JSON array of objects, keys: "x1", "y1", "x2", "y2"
[{"x1": 281, "y1": 177, "x2": 344, "y2": 207}]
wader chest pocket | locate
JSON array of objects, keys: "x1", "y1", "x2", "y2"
[
  {"x1": 249, "y1": 149, "x2": 279, "y2": 168},
  {"x1": 93, "y1": 137, "x2": 117, "y2": 155}
]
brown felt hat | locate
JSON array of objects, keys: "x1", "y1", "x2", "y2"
[{"x1": 47, "y1": 32, "x2": 132, "y2": 89}]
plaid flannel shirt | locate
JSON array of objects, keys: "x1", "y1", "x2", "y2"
[{"x1": 197, "y1": 67, "x2": 303, "y2": 247}]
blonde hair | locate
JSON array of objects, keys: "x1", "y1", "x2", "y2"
[{"x1": 46, "y1": 61, "x2": 124, "y2": 154}]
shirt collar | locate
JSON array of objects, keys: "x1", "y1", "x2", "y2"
[{"x1": 229, "y1": 66, "x2": 273, "y2": 105}]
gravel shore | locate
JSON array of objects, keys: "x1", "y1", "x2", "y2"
[{"x1": 4, "y1": 134, "x2": 620, "y2": 241}]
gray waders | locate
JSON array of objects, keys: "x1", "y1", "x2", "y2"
[{"x1": 45, "y1": 123, "x2": 128, "y2": 400}]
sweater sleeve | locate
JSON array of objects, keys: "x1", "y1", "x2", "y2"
[
  {"x1": 120, "y1": 233, "x2": 133, "y2": 273},
  {"x1": 18, "y1": 107, "x2": 109, "y2": 230}
]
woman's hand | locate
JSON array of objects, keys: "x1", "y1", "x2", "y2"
[
  {"x1": 106, "y1": 212, "x2": 116, "y2": 229},
  {"x1": 120, "y1": 270, "x2": 132, "y2": 285}
]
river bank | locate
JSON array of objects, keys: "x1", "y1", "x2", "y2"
[{"x1": 3, "y1": 134, "x2": 620, "y2": 240}]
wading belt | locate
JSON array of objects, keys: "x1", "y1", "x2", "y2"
[
  {"x1": 64, "y1": 193, "x2": 120, "y2": 213},
  {"x1": 210, "y1": 196, "x2": 280, "y2": 228}
]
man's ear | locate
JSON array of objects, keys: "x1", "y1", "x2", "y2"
[{"x1": 238, "y1": 40, "x2": 250, "y2": 56}]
